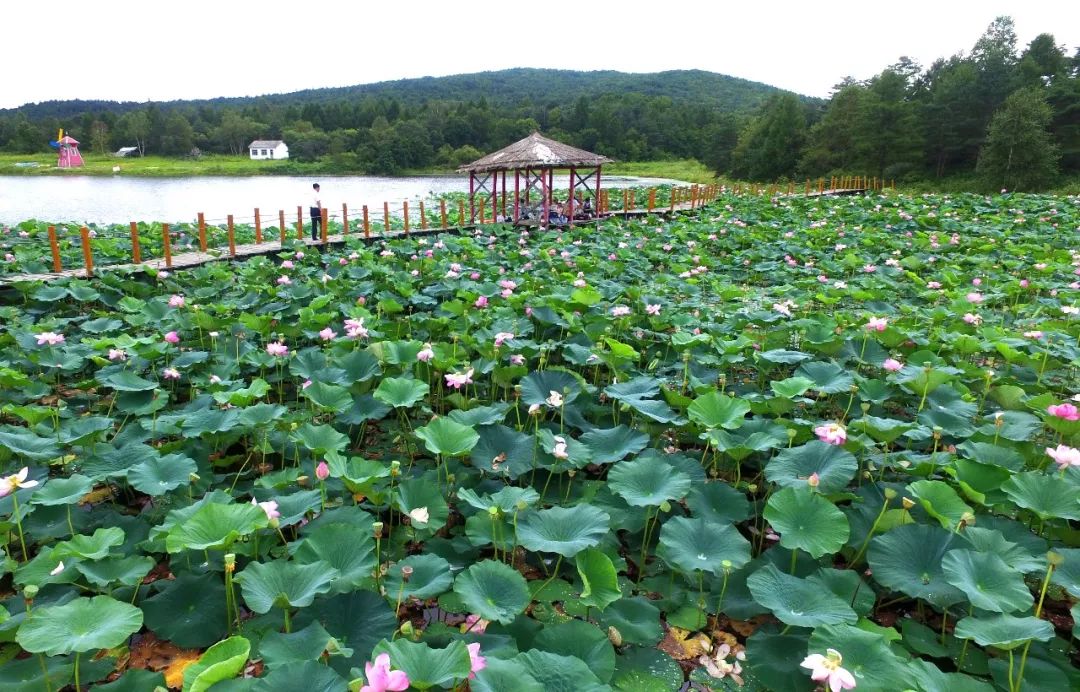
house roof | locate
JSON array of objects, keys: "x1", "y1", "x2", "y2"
[
  {"x1": 457, "y1": 132, "x2": 612, "y2": 173},
  {"x1": 249, "y1": 140, "x2": 286, "y2": 148}
]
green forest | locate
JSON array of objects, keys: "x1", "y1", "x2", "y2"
[{"x1": 0, "y1": 16, "x2": 1076, "y2": 190}]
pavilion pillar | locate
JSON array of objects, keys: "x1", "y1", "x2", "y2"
[
  {"x1": 596, "y1": 166, "x2": 603, "y2": 217},
  {"x1": 514, "y1": 170, "x2": 521, "y2": 222},
  {"x1": 568, "y1": 166, "x2": 576, "y2": 228},
  {"x1": 469, "y1": 173, "x2": 476, "y2": 223}
]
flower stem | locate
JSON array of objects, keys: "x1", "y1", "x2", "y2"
[{"x1": 12, "y1": 494, "x2": 28, "y2": 562}]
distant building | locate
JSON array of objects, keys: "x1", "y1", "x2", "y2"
[
  {"x1": 114, "y1": 147, "x2": 139, "y2": 157},
  {"x1": 249, "y1": 140, "x2": 289, "y2": 160}
]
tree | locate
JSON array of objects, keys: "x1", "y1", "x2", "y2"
[
  {"x1": 976, "y1": 87, "x2": 1059, "y2": 191},
  {"x1": 800, "y1": 84, "x2": 866, "y2": 175},
  {"x1": 730, "y1": 93, "x2": 806, "y2": 180},
  {"x1": 159, "y1": 112, "x2": 195, "y2": 155},
  {"x1": 90, "y1": 120, "x2": 110, "y2": 155},
  {"x1": 117, "y1": 110, "x2": 150, "y2": 156},
  {"x1": 854, "y1": 70, "x2": 923, "y2": 179}
]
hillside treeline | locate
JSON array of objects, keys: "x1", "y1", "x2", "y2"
[{"x1": 0, "y1": 17, "x2": 1076, "y2": 190}]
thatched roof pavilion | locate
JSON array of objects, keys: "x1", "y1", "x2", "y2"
[{"x1": 458, "y1": 132, "x2": 613, "y2": 226}]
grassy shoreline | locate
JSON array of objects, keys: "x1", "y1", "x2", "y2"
[{"x1": 0, "y1": 153, "x2": 716, "y2": 183}]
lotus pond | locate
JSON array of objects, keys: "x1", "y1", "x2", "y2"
[{"x1": 0, "y1": 191, "x2": 1078, "y2": 692}]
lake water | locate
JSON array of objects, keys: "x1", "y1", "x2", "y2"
[{"x1": 0, "y1": 174, "x2": 681, "y2": 225}]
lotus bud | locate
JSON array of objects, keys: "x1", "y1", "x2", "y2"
[
  {"x1": 373, "y1": 521, "x2": 384, "y2": 539},
  {"x1": 390, "y1": 460, "x2": 401, "y2": 477},
  {"x1": 860, "y1": 402, "x2": 870, "y2": 414},
  {"x1": 296, "y1": 475, "x2": 309, "y2": 486},
  {"x1": 659, "y1": 500, "x2": 672, "y2": 512},
  {"x1": 447, "y1": 474, "x2": 456, "y2": 485},
  {"x1": 607, "y1": 626, "x2": 623, "y2": 647},
  {"x1": 862, "y1": 470, "x2": 872, "y2": 480},
  {"x1": 721, "y1": 559, "x2": 733, "y2": 574},
  {"x1": 269, "y1": 517, "x2": 280, "y2": 529},
  {"x1": 315, "y1": 461, "x2": 330, "y2": 481},
  {"x1": 224, "y1": 553, "x2": 236, "y2": 574},
  {"x1": 488, "y1": 506, "x2": 500, "y2": 518},
  {"x1": 1046, "y1": 551, "x2": 1063, "y2": 567},
  {"x1": 189, "y1": 473, "x2": 201, "y2": 483},
  {"x1": 401, "y1": 565, "x2": 414, "y2": 583},
  {"x1": 400, "y1": 620, "x2": 415, "y2": 636},
  {"x1": 959, "y1": 511, "x2": 975, "y2": 528},
  {"x1": 902, "y1": 497, "x2": 915, "y2": 510},
  {"x1": 932, "y1": 426, "x2": 942, "y2": 440},
  {"x1": 806, "y1": 473, "x2": 820, "y2": 489},
  {"x1": 746, "y1": 484, "x2": 758, "y2": 494},
  {"x1": 515, "y1": 499, "x2": 529, "y2": 511},
  {"x1": 23, "y1": 585, "x2": 38, "y2": 601},
  {"x1": 883, "y1": 487, "x2": 897, "y2": 500},
  {"x1": 786, "y1": 429, "x2": 797, "y2": 439}
]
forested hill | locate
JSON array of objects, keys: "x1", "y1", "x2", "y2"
[{"x1": 2, "y1": 69, "x2": 790, "y2": 120}]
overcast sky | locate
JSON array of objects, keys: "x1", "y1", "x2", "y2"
[{"x1": 2, "y1": 1, "x2": 1077, "y2": 110}]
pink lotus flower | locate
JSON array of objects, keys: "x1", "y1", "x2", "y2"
[
  {"x1": 510, "y1": 354, "x2": 525, "y2": 366},
  {"x1": 168, "y1": 294, "x2": 185, "y2": 308},
  {"x1": 494, "y1": 332, "x2": 515, "y2": 348},
  {"x1": 0, "y1": 467, "x2": 38, "y2": 498},
  {"x1": 1024, "y1": 330, "x2": 1043, "y2": 339},
  {"x1": 209, "y1": 375, "x2": 222, "y2": 384},
  {"x1": 417, "y1": 343, "x2": 435, "y2": 362},
  {"x1": 467, "y1": 642, "x2": 487, "y2": 680},
  {"x1": 445, "y1": 369, "x2": 474, "y2": 389},
  {"x1": 966, "y1": 292, "x2": 983, "y2": 303},
  {"x1": 883, "y1": 358, "x2": 902, "y2": 372},
  {"x1": 470, "y1": 271, "x2": 481, "y2": 280},
  {"x1": 108, "y1": 348, "x2": 127, "y2": 361},
  {"x1": 360, "y1": 653, "x2": 409, "y2": 692},
  {"x1": 276, "y1": 275, "x2": 291, "y2": 286},
  {"x1": 865, "y1": 317, "x2": 887, "y2": 332},
  {"x1": 927, "y1": 281, "x2": 941, "y2": 289},
  {"x1": 963, "y1": 313, "x2": 982, "y2": 325},
  {"x1": 35, "y1": 332, "x2": 65, "y2": 346},
  {"x1": 318, "y1": 327, "x2": 337, "y2": 341},
  {"x1": 252, "y1": 498, "x2": 280, "y2": 522},
  {"x1": 1047, "y1": 403, "x2": 1080, "y2": 421},
  {"x1": 474, "y1": 296, "x2": 488, "y2": 309},
  {"x1": 1046, "y1": 444, "x2": 1080, "y2": 470},
  {"x1": 461, "y1": 613, "x2": 490, "y2": 634},
  {"x1": 164, "y1": 331, "x2": 180, "y2": 344},
  {"x1": 815, "y1": 422, "x2": 847, "y2": 446},
  {"x1": 1019, "y1": 279, "x2": 1030, "y2": 288},
  {"x1": 281, "y1": 260, "x2": 294, "y2": 269},
  {"x1": 345, "y1": 318, "x2": 369, "y2": 339},
  {"x1": 611, "y1": 306, "x2": 631, "y2": 317},
  {"x1": 295, "y1": 251, "x2": 305, "y2": 260},
  {"x1": 801, "y1": 648, "x2": 856, "y2": 691},
  {"x1": 162, "y1": 367, "x2": 181, "y2": 380},
  {"x1": 315, "y1": 461, "x2": 330, "y2": 481},
  {"x1": 552, "y1": 436, "x2": 569, "y2": 459},
  {"x1": 646, "y1": 304, "x2": 661, "y2": 316},
  {"x1": 266, "y1": 342, "x2": 289, "y2": 357}
]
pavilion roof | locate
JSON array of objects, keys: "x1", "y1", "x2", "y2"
[{"x1": 458, "y1": 132, "x2": 612, "y2": 173}]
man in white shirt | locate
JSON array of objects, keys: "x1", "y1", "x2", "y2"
[{"x1": 310, "y1": 183, "x2": 322, "y2": 240}]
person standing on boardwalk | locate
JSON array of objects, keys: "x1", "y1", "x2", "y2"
[{"x1": 310, "y1": 183, "x2": 322, "y2": 241}]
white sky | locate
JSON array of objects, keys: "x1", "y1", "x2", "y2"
[{"x1": 2, "y1": 1, "x2": 1077, "y2": 110}]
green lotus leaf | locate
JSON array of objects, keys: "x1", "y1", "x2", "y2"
[
  {"x1": 338, "y1": 348, "x2": 381, "y2": 383},
  {"x1": 706, "y1": 417, "x2": 790, "y2": 461},
  {"x1": 744, "y1": 630, "x2": 815, "y2": 692},
  {"x1": 809, "y1": 568, "x2": 876, "y2": 617},
  {"x1": 687, "y1": 390, "x2": 750, "y2": 429},
  {"x1": 520, "y1": 370, "x2": 582, "y2": 406},
  {"x1": 183, "y1": 635, "x2": 250, "y2": 692},
  {"x1": 447, "y1": 403, "x2": 511, "y2": 427},
  {"x1": 0, "y1": 654, "x2": 73, "y2": 692},
  {"x1": 53, "y1": 526, "x2": 125, "y2": 560},
  {"x1": 213, "y1": 378, "x2": 270, "y2": 407},
  {"x1": 757, "y1": 349, "x2": 812, "y2": 364},
  {"x1": 142, "y1": 572, "x2": 228, "y2": 648},
  {"x1": 180, "y1": 407, "x2": 241, "y2": 436},
  {"x1": 16, "y1": 595, "x2": 143, "y2": 656},
  {"x1": 259, "y1": 621, "x2": 340, "y2": 669},
  {"x1": 533, "y1": 620, "x2": 616, "y2": 683},
  {"x1": 302, "y1": 381, "x2": 353, "y2": 411},
  {"x1": 372, "y1": 638, "x2": 472, "y2": 691},
  {"x1": 31, "y1": 474, "x2": 93, "y2": 505},
  {"x1": 685, "y1": 483, "x2": 752, "y2": 524},
  {"x1": 597, "y1": 597, "x2": 663, "y2": 646},
  {"x1": 252, "y1": 659, "x2": 347, "y2": 692},
  {"x1": 373, "y1": 376, "x2": 430, "y2": 408},
  {"x1": 908, "y1": 479, "x2": 974, "y2": 530},
  {"x1": 336, "y1": 394, "x2": 391, "y2": 425},
  {"x1": 808, "y1": 624, "x2": 911, "y2": 691},
  {"x1": 165, "y1": 502, "x2": 266, "y2": 552},
  {"x1": 942, "y1": 549, "x2": 1034, "y2": 613},
  {"x1": 868, "y1": 523, "x2": 966, "y2": 608},
  {"x1": 518, "y1": 505, "x2": 610, "y2": 557},
  {"x1": 604, "y1": 376, "x2": 682, "y2": 423},
  {"x1": 98, "y1": 370, "x2": 159, "y2": 392},
  {"x1": 608, "y1": 456, "x2": 691, "y2": 507},
  {"x1": 576, "y1": 547, "x2": 622, "y2": 611},
  {"x1": 394, "y1": 477, "x2": 450, "y2": 530},
  {"x1": 962, "y1": 527, "x2": 1045, "y2": 574},
  {"x1": 73, "y1": 555, "x2": 155, "y2": 588},
  {"x1": 747, "y1": 564, "x2": 858, "y2": 627},
  {"x1": 235, "y1": 559, "x2": 340, "y2": 613},
  {"x1": 471, "y1": 424, "x2": 535, "y2": 479},
  {"x1": 0, "y1": 427, "x2": 61, "y2": 461},
  {"x1": 766, "y1": 440, "x2": 858, "y2": 494},
  {"x1": 764, "y1": 486, "x2": 850, "y2": 558},
  {"x1": 292, "y1": 423, "x2": 349, "y2": 454},
  {"x1": 384, "y1": 553, "x2": 453, "y2": 600},
  {"x1": 472, "y1": 657, "x2": 545, "y2": 692},
  {"x1": 770, "y1": 376, "x2": 816, "y2": 399},
  {"x1": 1002, "y1": 472, "x2": 1080, "y2": 521},
  {"x1": 294, "y1": 523, "x2": 376, "y2": 591},
  {"x1": 610, "y1": 646, "x2": 684, "y2": 691},
  {"x1": 656, "y1": 515, "x2": 752, "y2": 576},
  {"x1": 127, "y1": 453, "x2": 197, "y2": 496},
  {"x1": 795, "y1": 360, "x2": 854, "y2": 394},
  {"x1": 1051, "y1": 548, "x2": 1080, "y2": 597},
  {"x1": 453, "y1": 559, "x2": 531, "y2": 624},
  {"x1": 512, "y1": 650, "x2": 608, "y2": 692},
  {"x1": 953, "y1": 614, "x2": 1055, "y2": 650},
  {"x1": 298, "y1": 589, "x2": 397, "y2": 667},
  {"x1": 415, "y1": 417, "x2": 480, "y2": 457},
  {"x1": 579, "y1": 425, "x2": 650, "y2": 464}
]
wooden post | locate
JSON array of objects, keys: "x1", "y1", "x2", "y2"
[
  {"x1": 297, "y1": 206, "x2": 304, "y2": 240},
  {"x1": 254, "y1": 208, "x2": 262, "y2": 244},
  {"x1": 279, "y1": 210, "x2": 286, "y2": 245},
  {"x1": 403, "y1": 201, "x2": 410, "y2": 235},
  {"x1": 383, "y1": 202, "x2": 391, "y2": 235},
  {"x1": 362, "y1": 205, "x2": 370, "y2": 238},
  {"x1": 48, "y1": 225, "x2": 62, "y2": 272},
  {"x1": 420, "y1": 201, "x2": 428, "y2": 230},
  {"x1": 321, "y1": 208, "x2": 329, "y2": 243},
  {"x1": 342, "y1": 203, "x2": 349, "y2": 235},
  {"x1": 162, "y1": 223, "x2": 173, "y2": 268},
  {"x1": 227, "y1": 216, "x2": 236, "y2": 257},
  {"x1": 479, "y1": 199, "x2": 486, "y2": 224},
  {"x1": 440, "y1": 199, "x2": 447, "y2": 229},
  {"x1": 129, "y1": 222, "x2": 141, "y2": 263},
  {"x1": 79, "y1": 226, "x2": 93, "y2": 277},
  {"x1": 669, "y1": 187, "x2": 676, "y2": 213},
  {"x1": 458, "y1": 200, "x2": 465, "y2": 227},
  {"x1": 648, "y1": 188, "x2": 656, "y2": 212},
  {"x1": 198, "y1": 212, "x2": 207, "y2": 251}
]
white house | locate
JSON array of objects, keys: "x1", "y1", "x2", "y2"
[{"x1": 249, "y1": 140, "x2": 289, "y2": 160}]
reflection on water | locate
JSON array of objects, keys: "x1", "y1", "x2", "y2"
[{"x1": 0, "y1": 174, "x2": 681, "y2": 225}]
